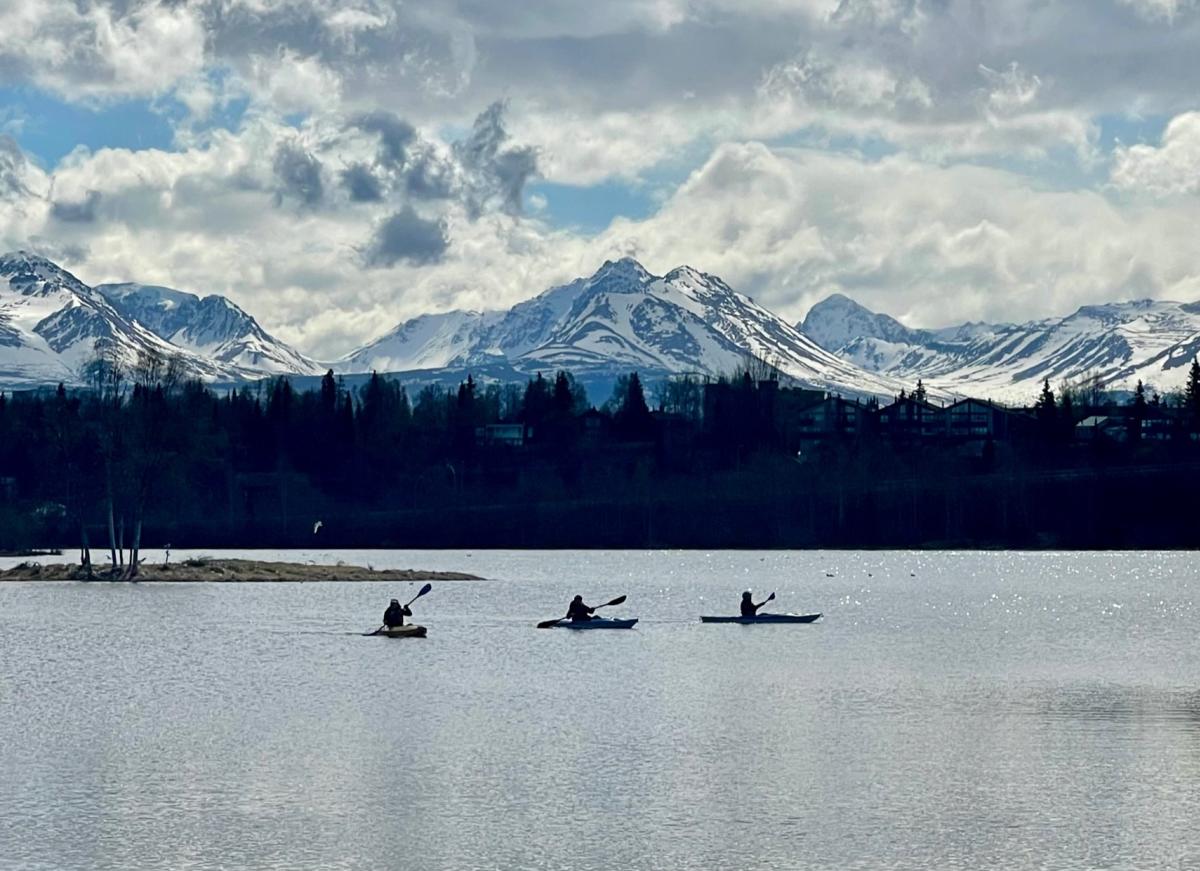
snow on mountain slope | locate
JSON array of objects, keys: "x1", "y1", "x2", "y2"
[
  {"x1": 799, "y1": 293, "x2": 1200, "y2": 402},
  {"x1": 97, "y1": 282, "x2": 323, "y2": 376},
  {"x1": 335, "y1": 309, "x2": 504, "y2": 373},
  {"x1": 800, "y1": 293, "x2": 928, "y2": 350},
  {"x1": 0, "y1": 252, "x2": 323, "y2": 388},
  {"x1": 338, "y1": 258, "x2": 906, "y2": 398},
  {"x1": 0, "y1": 251, "x2": 215, "y2": 388}
]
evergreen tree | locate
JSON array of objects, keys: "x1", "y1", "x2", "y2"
[
  {"x1": 552, "y1": 371, "x2": 573, "y2": 417},
  {"x1": 614, "y1": 372, "x2": 653, "y2": 439},
  {"x1": 1187, "y1": 359, "x2": 1200, "y2": 423},
  {"x1": 1129, "y1": 379, "x2": 1147, "y2": 442},
  {"x1": 624, "y1": 372, "x2": 651, "y2": 419},
  {"x1": 913, "y1": 379, "x2": 927, "y2": 402},
  {"x1": 522, "y1": 373, "x2": 552, "y2": 429},
  {"x1": 319, "y1": 369, "x2": 337, "y2": 415},
  {"x1": 1035, "y1": 379, "x2": 1057, "y2": 444}
]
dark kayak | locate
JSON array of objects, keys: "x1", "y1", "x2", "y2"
[
  {"x1": 700, "y1": 613, "x2": 821, "y2": 624},
  {"x1": 369, "y1": 625, "x2": 428, "y2": 638},
  {"x1": 554, "y1": 617, "x2": 639, "y2": 630}
]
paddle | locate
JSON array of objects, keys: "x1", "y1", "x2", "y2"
[
  {"x1": 537, "y1": 594, "x2": 627, "y2": 629},
  {"x1": 364, "y1": 583, "x2": 433, "y2": 635},
  {"x1": 405, "y1": 582, "x2": 433, "y2": 608}
]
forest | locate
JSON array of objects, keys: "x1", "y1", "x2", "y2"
[{"x1": 3, "y1": 347, "x2": 1200, "y2": 570}]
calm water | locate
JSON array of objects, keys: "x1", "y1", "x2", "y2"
[{"x1": 1, "y1": 550, "x2": 1198, "y2": 871}]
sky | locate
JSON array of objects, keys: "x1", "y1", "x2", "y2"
[{"x1": 3, "y1": 0, "x2": 1200, "y2": 360}]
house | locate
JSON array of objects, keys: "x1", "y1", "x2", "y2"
[
  {"x1": 879, "y1": 396, "x2": 945, "y2": 439},
  {"x1": 1075, "y1": 415, "x2": 1124, "y2": 442},
  {"x1": 476, "y1": 423, "x2": 527, "y2": 447},
  {"x1": 946, "y1": 398, "x2": 1021, "y2": 440},
  {"x1": 792, "y1": 396, "x2": 865, "y2": 439}
]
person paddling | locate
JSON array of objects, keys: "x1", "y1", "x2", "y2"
[
  {"x1": 741, "y1": 590, "x2": 771, "y2": 617},
  {"x1": 566, "y1": 594, "x2": 597, "y2": 623},
  {"x1": 383, "y1": 598, "x2": 412, "y2": 628}
]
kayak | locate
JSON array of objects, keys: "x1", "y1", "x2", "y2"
[
  {"x1": 700, "y1": 613, "x2": 822, "y2": 624},
  {"x1": 370, "y1": 625, "x2": 427, "y2": 638},
  {"x1": 555, "y1": 618, "x2": 639, "y2": 630}
]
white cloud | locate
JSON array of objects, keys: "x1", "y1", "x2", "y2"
[
  {"x1": 242, "y1": 50, "x2": 344, "y2": 116},
  {"x1": 0, "y1": 0, "x2": 207, "y2": 102},
  {"x1": 12, "y1": 131, "x2": 1200, "y2": 362},
  {"x1": 593, "y1": 142, "x2": 1200, "y2": 328},
  {"x1": 1111, "y1": 111, "x2": 1200, "y2": 195},
  {"x1": 979, "y1": 62, "x2": 1042, "y2": 116}
]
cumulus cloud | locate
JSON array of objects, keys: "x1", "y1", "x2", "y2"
[
  {"x1": 363, "y1": 206, "x2": 449, "y2": 267},
  {"x1": 273, "y1": 142, "x2": 325, "y2": 207},
  {"x1": 587, "y1": 141, "x2": 1200, "y2": 327},
  {"x1": 0, "y1": 0, "x2": 206, "y2": 102},
  {"x1": 51, "y1": 191, "x2": 102, "y2": 223},
  {"x1": 0, "y1": 136, "x2": 34, "y2": 201},
  {"x1": 340, "y1": 162, "x2": 384, "y2": 202},
  {"x1": 351, "y1": 111, "x2": 417, "y2": 167},
  {"x1": 455, "y1": 102, "x2": 539, "y2": 216},
  {"x1": 1111, "y1": 112, "x2": 1200, "y2": 195}
]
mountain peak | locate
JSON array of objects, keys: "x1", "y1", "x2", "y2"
[
  {"x1": 591, "y1": 256, "x2": 654, "y2": 283},
  {"x1": 1, "y1": 250, "x2": 71, "y2": 277},
  {"x1": 800, "y1": 293, "x2": 922, "y2": 351}
]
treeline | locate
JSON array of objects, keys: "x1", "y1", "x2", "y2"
[{"x1": 3, "y1": 355, "x2": 1200, "y2": 559}]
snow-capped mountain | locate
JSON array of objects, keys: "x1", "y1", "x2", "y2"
[
  {"x1": 0, "y1": 251, "x2": 211, "y2": 388},
  {"x1": 0, "y1": 251, "x2": 319, "y2": 389},
  {"x1": 96, "y1": 282, "x2": 322, "y2": 376},
  {"x1": 338, "y1": 258, "x2": 905, "y2": 397},
  {"x1": 799, "y1": 293, "x2": 1200, "y2": 402}
]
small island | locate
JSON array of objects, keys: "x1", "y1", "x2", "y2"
[{"x1": 0, "y1": 558, "x2": 483, "y2": 583}]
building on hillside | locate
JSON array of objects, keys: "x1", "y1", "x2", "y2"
[
  {"x1": 879, "y1": 396, "x2": 945, "y2": 439},
  {"x1": 946, "y1": 398, "x2": 1024, "y2": 440},
  {"x1": 1075, "y1": 415, "x2": 1124, "y2": 442},
  {"x1": 792, "y1": 396, "x2": 866, "y2": 440}
]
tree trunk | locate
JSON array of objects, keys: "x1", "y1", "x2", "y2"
[
  {"x1": 118, "y1": 516, "x2": 125, "y2": 567},
  {"x1": 126, "y1": 516, "x2": 142, "y2": 581},
  {"x1": 79, "y1": 521, "x2": 93, "y2": 580},
  {"x1": 106, "y1": 491, "x2": 118, "y2": 576}
]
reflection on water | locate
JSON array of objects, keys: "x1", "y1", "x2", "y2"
[{"x1": 1, "y1": 550, "x2": 1198, "y2": 870}]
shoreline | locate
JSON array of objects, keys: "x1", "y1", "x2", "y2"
[{"x1": 0, "y1": 558, "x2": 483, "y2": 583}]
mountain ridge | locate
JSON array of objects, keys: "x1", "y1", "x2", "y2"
[
  {"x1": 335, "y1": 256, "x2": 906, "y2": 398},
  {"x1": 0, "y1": 251, "x2": 321, "y2": 388},
  {"x1": 798, "y1": 292, "x2": 1200, "y2": 401}
]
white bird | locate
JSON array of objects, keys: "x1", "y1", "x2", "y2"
[{"x1": 313, "y1": 521, "x2": 323, "y2": 535}]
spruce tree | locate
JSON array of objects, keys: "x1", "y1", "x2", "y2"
[
  {"x1": 1035, "y1": 378, "x2": 1057, "y2": 443},
  {"x1": 1186, "y1": 359, "x2": 1200, "y2": 423}
]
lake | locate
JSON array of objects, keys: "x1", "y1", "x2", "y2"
[{"x1": 1, "y1": 549, "x2": 1198, "y2": 870}]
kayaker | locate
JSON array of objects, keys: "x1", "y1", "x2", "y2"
[
  {"x1": 383, "y1": 598, "x2": 412, "y2": 628},
  {"x1": 566, "y1": 595, "x2": 596, "y2": 623},
  {"x1": 741, "y1": 590, "x2": 769, "y2": 618}
]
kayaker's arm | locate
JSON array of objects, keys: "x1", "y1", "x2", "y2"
[{"x1": 753, "y1": 592, "x2": 776, "y2": 612}]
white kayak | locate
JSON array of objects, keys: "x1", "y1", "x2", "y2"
[
  {"x1": 700, "y1": 613, "x2": 821, "y2": 624},
  {"x1": 555, "y1": 617, "x2": 639, "y2": 630}
]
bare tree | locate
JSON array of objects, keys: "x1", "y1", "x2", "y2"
[
  {"x1": 122, "y1": 349, "x2": 188, "y2": 579},
  {"x1": 81, "y1": 339, "x2": 126, "y2": 575}
]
